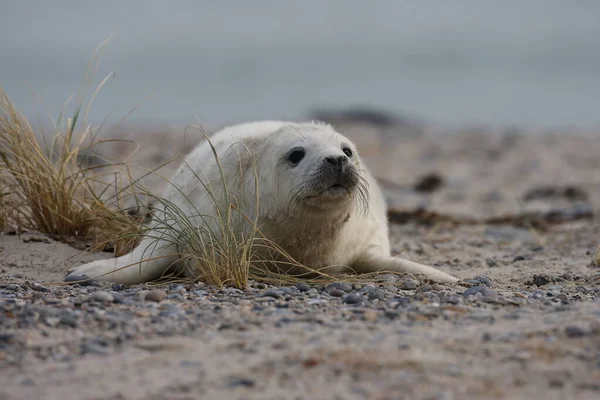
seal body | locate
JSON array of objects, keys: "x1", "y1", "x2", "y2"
[{"x1": 67, "y1": 121, "x2": 458, "y2": 284}]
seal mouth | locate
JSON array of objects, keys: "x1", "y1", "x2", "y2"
[{"x1": 321, "y1": 183, "x2": 350, "y2": 196}]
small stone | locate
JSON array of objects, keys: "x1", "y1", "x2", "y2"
[
  {"x1": 30, "y1": 282, "x2": 49, "y2": 292},
  {"x1": 295, "y1": 282, "x2": 310, "y2": 292},
  {"x1": 473, "y1": 276, "x2": 493, "y2": 287},
  {"x1": 513, "y1": 255, "x2": 526, "y2": 262},
  {"x1": 112, "y1": 294, "x2": 126, "y2": 304},
  {"x1": 256, "y1": 283, "x2": 266, "y2": 289},
  {"x1": 565, "y1": 325, "x2": 587, "y2": 338},
  {"x1": 90, "y1": 291, "x2": 114, "y2": 303},
  {"x1": 530, "y1": 290, "x2": 545, "y2": 300},
  {"x1": 555, "y1": 293, "x2": 568, "y2": 303},
  {"x1": 111, "y1": 284, "x2": 126, "y2": 291},
  {"x1": 3, "y1": 284, "x2": 21, "y2": 292},
  {"x1": 145, "y1": 289, "x2": 167, "y2": 302},
  {"x1": 327, "y1": 282, "x2": 353, "y2": 293},
  {"x1": 342, "y1": 293, "x2": 362, "y2": 304},
  {"x1": 167, "y1": 293, "x2": 183, "y2": 300},
  {"x1": 532, "y1": 275, "x2": 550, "y2": 286},
  {"x1": 64, "y1": 274, "x2": 94, "y2": 286},
  {"x1": 261, "y1": 290, "x2": 281, "y2": 299},
  {"x1": 227, "y1": 377, "x2": 255, "y2": 388},
  {"x1": 329, "y1": 288, "x2": 345, "y2": 297},
  {"x1": 59, "y1": 315, "x2": 78, "y2": 328},
  {"x1": 486, "y1": 258, "x2": 498, "y2": 268},
  {"x1": 367, "y1": 287, "x2": 385, "y2": 301},
  {"x1": 463, "y1": 286, "x2": 495, "y2": 297},
  {"x1": 401, "y1": 279, "x2": 419, "y2": 290}
]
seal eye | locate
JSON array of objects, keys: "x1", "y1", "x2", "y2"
[
  {"x1": 287, "y1": 148, "x2": 305, "y2": 165},
  {"x1": 342, "y1": 147, "x2": 353, "y2": 157}
]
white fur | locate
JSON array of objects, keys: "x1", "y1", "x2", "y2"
[{"x1": 67, "y1": 121, "x2": 459, "y2": 284}]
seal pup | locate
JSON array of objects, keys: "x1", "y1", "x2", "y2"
[{"x1": 66, "y1": 121, "x2": 459, "y2": 284}]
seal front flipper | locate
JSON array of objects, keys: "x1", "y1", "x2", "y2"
[{"x1": 351, "y1": 251, "x2": 459, "y2": 283}]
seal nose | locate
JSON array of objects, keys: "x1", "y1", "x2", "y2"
[{"x1": 324, "y1": 155, "x2": 348, "y2": 171}]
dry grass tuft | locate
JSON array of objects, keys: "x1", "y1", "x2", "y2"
[{"x1": 0, "y1": 38, "x2": 143, "y2": 254}]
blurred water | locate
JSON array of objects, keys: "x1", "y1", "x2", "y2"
[{"x1": 1, "y1": 0, "x2": 599, "y2": 128}]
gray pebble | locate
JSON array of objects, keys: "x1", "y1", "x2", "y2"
[
  {"x1": 295, "y1": 282, "x2": 310, "y2": 292},
  {"x1": 367, "y1": 287, "x2": 385, "y2": 301},
  {"x1": 4, "y1": 284, "x2": 21, "y2": 292},
  {"x1": 472, "y1": 276, "x2": 493, "y2": 287},
  {"x1": 565, "y1": 325, "x2": 587, "y2": 338},
  {"x1": 111, "y1": 284, "x2": 126, "y2": 291},
  {"x1": 30, "y1": 282, "x2": 49, "y2": 292},
  {"x1": 261, "y1": 290, "x2": 281, "y2": 299},
  {"x1": 512, "y1": 255, "x2": 526, "y2": 262},
  {"x1": 59, "y1": 315, "x2": 78, "y2": 328},
  {"x1": 167, "y1": 293, "x2": 183, "y2": 300},
  {"x1": 530, "y1": 290, "x2": 545, "y2": 300},
  {"x1": 555, "y1": 293, "x2": 568, "y2": 303},
  {"x1": 401, "y1": 279, "x2": 419, "y2": 290},
  {"x1": 329, "y1": 288, "x2": 345, "y2": 298},
  {"x1": 327, "y1": 282, "x2": 353, "y2": 293},
  {"x1": 532, "y1": 275, "x2": 550, "y2": 286},
  {"x1": 342, "y1": 293, "x2": 362, "y2": 304},
  {"x1": 486, "y1": 258, "x2": 498, "y2": 268},
  {"x1": 90, "y1": 291, "x2": 114, "y2": 303},
  {"x1": 463, "y1": 286, "x2": 495, "y2": 297},
  {"x1": 145, "y1": 289, "x2": 167, "y2": 302}
]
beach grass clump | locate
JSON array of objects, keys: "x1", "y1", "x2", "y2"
[{"x1": 0, "y1": 38, "x2": 143, "y2": 254}]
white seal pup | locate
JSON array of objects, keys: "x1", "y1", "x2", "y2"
[{"x1": 66, "y1": 121, "x2": 459, "y2": 284}]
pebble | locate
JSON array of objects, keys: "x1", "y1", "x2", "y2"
[
  {"x1": 532, "y1": 275, "x2": 550, "y2": 286},
  {"x1": 486, "y1": 258, "x2": 498, "y2": 268},
  {"x1": 111, "y1": 284, "x2": 126, "y2": 291},
  {"x1": 30, "y1": 282, "x2": 49, "y2": 292},
  {"x1": 512, "y1": 255, "x2": 526, "y2": 262},
  {"x1": 59, "y1": 314, "x2": 78, "y2": 328},
  {"x1": 329, "y1": 288, "x2": 345, "y2": 298},
  {"x1": 295, "y1": 283, "x2": 310, "y2": 292},
  {"x1": 327, "y1": 282, "x2": 353, "y2": 293},
  {"x1": 261, "y1": 290, "x2": 281, "y2": 299},
  {"x1": 342, "y1": 293, "x2": 362, "y2": 304},
  {"x1": 366, "y1": 287, "x2": 385, "y2": 301},
  {"x1": 463, "y1": 286, "x2": 495, "y2": 297},
  {"x1": 472, "y1": 276, "x2": 493, "y2": 287},
  {"x1": 401, "y1": 279, "x2": 419, "y2": 290},
  {"x1": 90, "y1": 291, "x2": 114, "y2": 303},
  {"x1": 565, "y1": 325, "x2": 587, "y2": 338},
  {"x1": 145, "y1": 289, "x2": 167, "y2": 302}
]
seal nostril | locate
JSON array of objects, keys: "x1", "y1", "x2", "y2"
[{"x1": 325, "y1": 155, "x2": 348, "y2": 167}]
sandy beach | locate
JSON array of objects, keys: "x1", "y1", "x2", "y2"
[{"x1": 1, "y1": 121, "x2": 599, "y2": 400}]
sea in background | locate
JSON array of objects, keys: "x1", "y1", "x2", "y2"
[{"x1": 1, "y1": 0, "x2": 600, "y2": 130}]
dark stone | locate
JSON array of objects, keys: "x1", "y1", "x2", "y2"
[
  {"x1": 532, "y1": 275, "x2": 551, "y2": 286},
  {"x1": 486, "y1": 259, "x2": 498, "y2": 268},
  {"x1": 261, "y1": 290, "x2": 281, "y2": 299},
  {"x1": 342, "y1": 293, "x2": 362, "y2": 304},
  {"x1": 295, "y1": 282, "x2": 310, "y2": 292},
  {"x1": 565, "y1": 325, "x2": 587, "y2": 338},
  {"x1": 512, "y1": 255, "x2": 526, "y2": 262},
  {"x1": 328, "y1": 289, "x2": 345, "y2": 298},
  {"x1": 227, "y1": 377, "x2": 255, "y2": 388},
  {"x1": 366, "y1": 287, "x2": 385, "y2": 301},
  {"x1": 414, "y1": 173, "x2": 444, "y2": 193}
]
